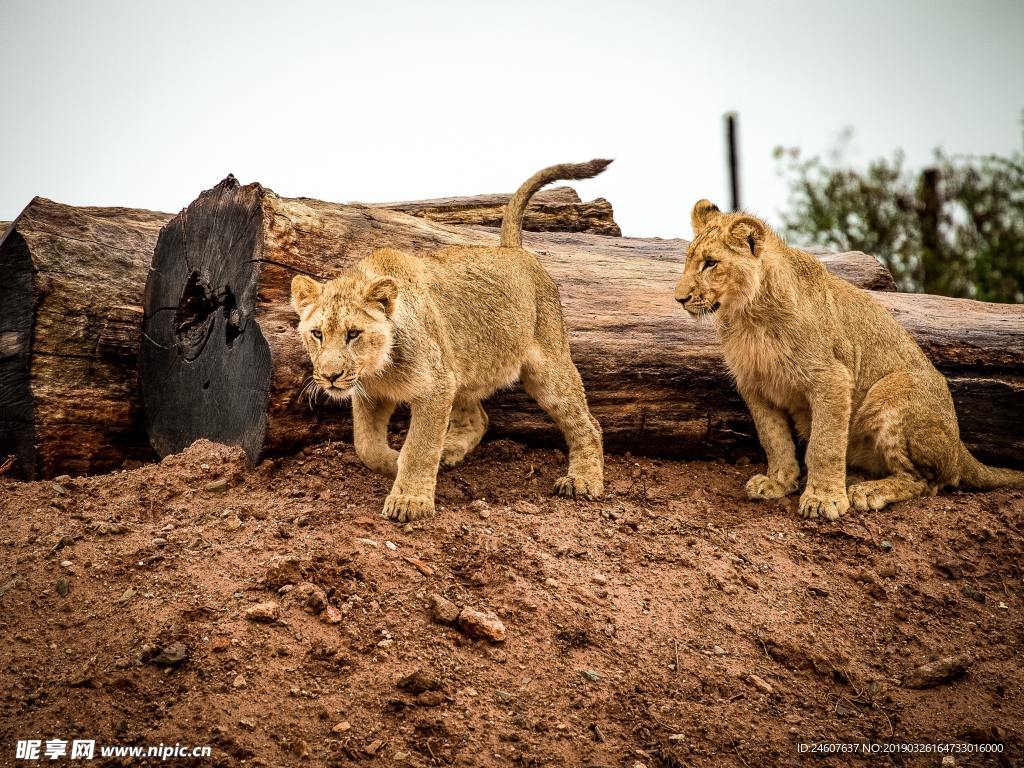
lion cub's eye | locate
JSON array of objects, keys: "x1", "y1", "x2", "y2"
[
  {"x1": 310, "y1": 328, "x2": 323, "y2": 342},
  {"x1": 346, "y1": 329, "x2": 361, "y2": 342},
  {"x1": 700, "y1": 259, "x2": 718, "y2": 272}
]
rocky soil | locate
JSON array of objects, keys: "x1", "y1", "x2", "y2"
[{"x1": 1, "y1": 438, "x2": 1021, "y2": 767}]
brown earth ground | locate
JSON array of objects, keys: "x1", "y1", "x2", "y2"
[{"x1": 1, "y1": 438, "x2": 1022, "y2": 768}]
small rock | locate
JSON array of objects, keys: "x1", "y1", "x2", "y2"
[
  {"x1": 668, "y1": 734, "x2": 687, "y2": 742},
  {"x1": 581, "y1": 669, "x2": 602, "y2": 682},
  {"x1": 712, "y1": 645, "x2": 727, "y2": 655},
  {"x1": 591, "y1": 572, "x2": 607, "y2": 585},
  {"x1": 322, "y1": 604, "x2": 343, "y2": 624},
  {"x1": 903, "y1": 654, "x2": 972, "y2": 689},
  {"x1": 428, "y1": 593, "x2": 461, "y2": 625},
  {"x1": 56, "y1": 578, "x2": 70, "y2": 597},
  {"x1": 204, "y1": 477, "x2": 229, "y2": 493},
  {"x1": 416, "y1": 690, "x2": 445, "y2": 707},
  {"x1": 331, "y1": 720, "x2": 351, "y2": 733},
  {"x1": 747, "y1": 673, "x2": 774, "y2": 694},
  {"x1": 366, "y1": 738, "x2": 385, "y2": 756},
  {"x1": 403, "y1": 556, "x2": 434, "y2": 576},
  {"x1": 495, "y1": 690, "x2": 513, "y2": 702},
  {"x1": 384, "y1": 541, "x2": 397, "y2": 551},
  {"x1": 397, "y1": 668, "x2": 441, "y2": 694},
  {"x1": 457, "y1": 607, "x2": 506, "y2": 642},
  {"x1": 356, "y1": 537, "x2": 378, "y2": 547},
  {"x1": 244, "y1": 601, "x2": 281, "y2": 623},
  {"x1": 152, "y1": 642, "x2": 188, "y2": 667},
  {"x1": 152, "y1": 537, "x2": 168, "y2": 547},
  {"x1": 470, "y1": 499, "x2": 489, "y2": 513},
  {"x1": 880, "y1": 539, "x2": 894, "y2": 552},
  {"x1": 232, "y1": 674, "x2": 247, "y2": 688},
  {"x1": 238, "y1": 719, "x2": 255, "y2": 731},
  {"x1": 293, "y1": 582, "x2": 328, "y2": 614},
  {"x1": 544, "y1": 577, "x2": 559, "y2": 588},
  {"x1": 210, "y1": 637, "x2": 231, "y2": 652},
  {"x1": 961, "y1": 584, "x2": 986, "y2": 603},
  {"x1": 513, "y1": 500, "x2": 540, "y2": 515},
  {"x1": 224, "y1": 513, "x2": 242, "y2": 531},
  {"x1": 263, "y1": 555, "x2": 302, "y2": 589},
  {"x1": 60, "y1": 560, "x2": 73, "y2": 568},
  {"x1": 292, "y1": 740, "x2": 309, "y2": 759},
  {"x1": 116, "y1": 586, "x2": 136, "y2": 604}
]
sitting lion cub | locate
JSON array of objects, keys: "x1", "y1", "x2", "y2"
[
  {"x1": 290, "y1": 161, "x2": 608, "y2": 522},
  {"x1": 675, "y1": 200, "x2": 1024, "y2": 519}
]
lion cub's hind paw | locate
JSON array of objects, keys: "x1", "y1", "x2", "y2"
[
  {"x1": 440, "y1": 447, "x2": 469, "y2": 469},
  {"x1": 847, "y1": 483, "x2": 892, "y2": 512},
  {"x1": 798, "y1": 486, "x2": 849, "y2": 521},
  {"x1": 745, "y1": 474, "x2": 797, "y2": 500},
  {"x1": 382, "y1": 493, "x2": 435, "y2": 523},
  {"x1": 553, "y1": 474, "x2": 603, "y2": 501}
]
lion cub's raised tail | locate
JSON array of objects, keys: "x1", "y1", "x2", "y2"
[
  {"x1": 959, "y1": 443, "x2": 1024, "y2": 490},
  {"x1": 500, "y1": 159, "x2": 613, "y2": 248}
]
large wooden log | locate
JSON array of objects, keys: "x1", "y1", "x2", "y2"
[
  {"x1": 0, "y1": 186, "x2": 629, "y2": 480},
  {"x1": 0, "y1": 198, "x2": 169, "y2": 478},
  {"x1": 371, "y1": 186, "x2": 622, "y2": 236},
  {"x1": 141, "y1": 177, "x2": 1015, "y2": 477}
]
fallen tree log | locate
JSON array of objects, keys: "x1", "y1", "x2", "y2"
[
  {"x1": 0, "y1": 186, "x2": 627, "y2": 479},
  {"x1": 371, "y1": 186, "x2": 622, "y2": 236},
  {"x1": 140, "y1": 177, "x2": 1024, "y2": 476},
  {"x1": 0, "y1": 198, "x2": 169, "y2": 478}
]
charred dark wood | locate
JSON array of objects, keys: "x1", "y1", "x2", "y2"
[
  {"x1": 140, "y1": 178, "x2": 976, "y2": 474},
  {"x1": 0, "y1": 198, "x2": 169, "y2": 478}
]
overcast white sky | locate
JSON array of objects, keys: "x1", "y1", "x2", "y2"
[{"x1": 2, "y1": 0, "x2": 1022, "y2": 237}]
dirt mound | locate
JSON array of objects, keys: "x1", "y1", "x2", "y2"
[{"x1": 1, "y1": 439, "x2": 1021, "y2": 766}]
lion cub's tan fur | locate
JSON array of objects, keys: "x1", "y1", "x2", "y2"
[
  {"x1": 291, "y1": 161, "x2": 608, "y2": 522},
  {"x1": 675, "y1": 200, "x2": 1024, "y2": 520}
]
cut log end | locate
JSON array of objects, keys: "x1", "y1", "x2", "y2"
[{"x1": 141, "y1": 181, "x2": 272, "y2": 464}]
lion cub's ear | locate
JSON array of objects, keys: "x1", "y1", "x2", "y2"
[
  {"x1": 727, "y1": 216, "x2": 766, "y2": 257},
  {"x1": 691, "y1": 199, "x2": 722, "y2": 233},
  {"x1": 364, "y1": 276, "x2": 398, "y2": 317},
  {"x1": 291, "y1": 274, "x2": 323, "y2": 315}
]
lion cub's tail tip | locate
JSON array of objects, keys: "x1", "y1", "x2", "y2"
[
  {"x1": 500, "y1": 158, "x2": 614, "y2": 248},
  {"x1": 568, "y1": 158, "x2": 614, "y2": 179}
]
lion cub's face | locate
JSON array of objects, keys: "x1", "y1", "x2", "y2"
[
  {"x1": 675, "y1": 199, "x2": 766, "y2": 317},
  {"x1": 290, "y1": 273, "x2": 398, "y2": 401}
]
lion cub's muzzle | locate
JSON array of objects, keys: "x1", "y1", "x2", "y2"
[{"x1": 676, "y1": 294, "x2": 720, "y2": 316}]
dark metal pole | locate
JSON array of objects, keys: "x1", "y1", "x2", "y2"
[{"x1": 725, "y1": 112, "x2": 740, "y2": 211}]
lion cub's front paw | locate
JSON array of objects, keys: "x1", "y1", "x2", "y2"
[
  {"x1": 553, "y1": 474, "x2": 603, "y2": 501},
  {"x1": 382, "y1": 493, "x2": 435, "y2": 523},
  {"x1": 798, "y1": 484, "x2": 849, "y2": 521},
  {"x1": 745, "y1": 474, "x2": 797, "y2": 500}
]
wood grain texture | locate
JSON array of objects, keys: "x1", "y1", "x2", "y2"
[
  {"x1": 141, "y1": 178, "x2": 972, "y2": 474},
  {"x1": 372, "y1": 186, "x2": 622, "y2": 236},
  {"x1": 0, "y1": 198, "x2": 170, "y2": 478}
]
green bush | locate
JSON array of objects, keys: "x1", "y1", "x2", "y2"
[{"x1": 774, "y1": 128, "x2": 1024, "y2": 303}]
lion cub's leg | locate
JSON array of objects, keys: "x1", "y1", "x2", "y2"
[
  {"x1": 441, "y1": 399, "x2": 489, "y2": 468},
  {"x1": 847, "y1": 475, "x2": 934, "y2": 511},
  {"x1": 799, "y1": 368, "x2": 853, "y2": 521},
  {"x1": 352, "y1": 396, "x2": 399, "y2": 478},
  {"x1": 521, "y1": 349, "x2": 604, "y2": 500},
  {"x1": 847, "y1": 371, "x2": 954, "y2": 511},
  {"x1": 383, "y1": 388, "x2": 454, "y2": 523},
  {"x1": 741, "y1": 389, "x2": 801, "y2": 500}
]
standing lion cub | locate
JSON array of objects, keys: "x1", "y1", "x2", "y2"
[
  {"x1": 675, "y1": 200, "x2": 1024, "y2": 520},
  {"x1": 290, "y1": 161, "x2": 608, "y2": 522}
]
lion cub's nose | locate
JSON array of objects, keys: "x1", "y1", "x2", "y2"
[
  {"x1": 324, "y1": 371, "x2": 344, "y2": 384},
  {"x1": 675, "y1": 293, "x2": 692, "y2": 305}
]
